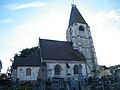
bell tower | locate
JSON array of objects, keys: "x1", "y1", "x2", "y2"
[{"x1": 66, "y1": 4, "x2": 98, "y2": 77}]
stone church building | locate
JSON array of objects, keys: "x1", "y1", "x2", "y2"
[{"x1": 11, "y1": 4, "x2": 98, "y2": 85}]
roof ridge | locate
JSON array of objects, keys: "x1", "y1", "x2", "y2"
[{"x1": 40, "y1": 38, "x2": 71, "y2": 43}]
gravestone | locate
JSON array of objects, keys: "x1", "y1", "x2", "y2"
[{"x1": 0, "y1": 60, "x2": 2, "y2": 72}]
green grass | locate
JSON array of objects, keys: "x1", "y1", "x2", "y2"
[{"x1": 8, "y1": 86, "x2": 32, "y2": 90}]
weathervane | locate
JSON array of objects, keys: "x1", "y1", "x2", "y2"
[{"x1": 72, "y1": 0, "x2": 74, "y2": 5}]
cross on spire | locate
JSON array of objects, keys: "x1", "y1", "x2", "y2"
[{"x1": 72, "y1": 0, "x2": 74, "y2": 5}]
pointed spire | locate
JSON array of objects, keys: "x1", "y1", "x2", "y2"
[{"x1": 68, "y1": 4, "x2": 87, "y2": 27}]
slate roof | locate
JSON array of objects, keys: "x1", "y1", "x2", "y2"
[
  {"x1": 12, "y1": 39, "x2": 86, "y2": 69},
  {"x1": 12, "y1": 49, "x2": 41, "y2": 69},
  {"x1": 68, "y1": 4, "x2": 87, "y2": 27},
  {"x1": 39, "y1": 39, "x2": 85, "y2": 61}
]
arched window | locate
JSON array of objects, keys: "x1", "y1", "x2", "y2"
[
  {"x1": 54, "y1": 65, "x2": 61, "y2": 75},
  {"x1": 79, "y1": 25, "x2": 84, "y2": 31},
  {"x1": 74, "y1": 65, "x2": 79, "y2": 74},
  {"x1": 26, "y1": 68, "x2": 31, "y2": 76}
]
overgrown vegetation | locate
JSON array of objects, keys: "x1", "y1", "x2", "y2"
[{"x1": 14, "y1": 46, "x2": 38, "y2": 58}]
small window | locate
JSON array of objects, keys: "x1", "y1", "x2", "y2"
[
  {"x1": 79, "y1": 26, "x2": 84, "y2": 31},
  {"x1": 69, "y1": 28, "x2": 72, "y2": 34},
  {"x1": 54, "y1": 65, "x2": 61, "y2": 75},
  {"x1": 26, "y1": 68, "x2": 31, "y2": 76},
  {"x1": 74, "y1": 65, "x2": 79, "y2": 74}
]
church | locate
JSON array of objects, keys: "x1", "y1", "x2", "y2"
[{"x1": 11, "y1": 4, "x2": 98, "y2": 86}]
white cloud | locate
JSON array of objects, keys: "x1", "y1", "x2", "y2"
[
  {"x1": 98, "y1": 10, "x2": 120, "y2": 22},
  {"x1": 0, "y1": 5, "x2": 68, "y2": 73},
  {"x1": 6, "y1": 2, "x2": 47, "y2": 10},
  {"x1": 0, "y1": 18, "x2": 14, "y2": 24},
  {"x1": 85, "y1": 9, "x2": 120, "y2": 66}
]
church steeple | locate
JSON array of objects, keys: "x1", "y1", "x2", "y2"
[
  {"x1": 66, "y1": 4, "x2": 98, "y2": 77},
  {"x1": 68, "y1": 4, "x2": 86, "y2": 27}
]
